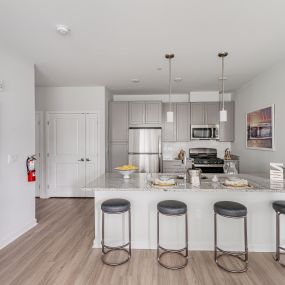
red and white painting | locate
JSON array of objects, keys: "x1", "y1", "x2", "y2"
[{"x1": 246, "y1": 105, "x2": 275, "y2": 150}]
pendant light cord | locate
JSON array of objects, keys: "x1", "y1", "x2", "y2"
[
  {"x1": 169, "y1": 57, "x2": 172, "y2": 110},
  {"x1": 222, "y1": 56, "x2": 225, "y2": 110}
]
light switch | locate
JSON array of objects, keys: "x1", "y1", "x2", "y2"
[{"x1": 8, "y1": 154, "x2": 18, "y2": 164}]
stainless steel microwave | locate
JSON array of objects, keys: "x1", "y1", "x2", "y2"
[{"x1": 190, "y1": 125, "x2": 219, "y2": 140}]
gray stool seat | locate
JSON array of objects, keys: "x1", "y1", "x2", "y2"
[
  {"x1": 158, "y1": 200, "x2": 187, "y2": 216},
  {"x1": 214, "y1": 201, "x2": 247, "y2": 217},
  {"x1": 101, "y1": 198, "x2": 130, "y2": 213},
  {"x1": 273, "y1": 200, "x2": 285, "y2": 214}
]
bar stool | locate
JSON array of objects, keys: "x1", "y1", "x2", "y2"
[
  {"x1": 101, "y1": 198, "x2": 131, "y2": 266},
  {"x1": 157, "y1": 200, "x2": 188, "y2": 270},
  {"x1": 272, "y1": 200, "x2": 285, "y2": 266},
  {"x1": 214, "y1": 201, "x2": 248, "y2": 273}
]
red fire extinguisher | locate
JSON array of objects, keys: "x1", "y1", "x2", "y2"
[{"x1": 26, "y1": 155, "x2": 36, "y2": 182}]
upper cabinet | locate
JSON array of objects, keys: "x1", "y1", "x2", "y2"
[
  {"x1": 205, "y1": 102, "x2": 219, "y2": 124},
  {"x1": 162, "y1": 103, "x2": 190, "y2": 142},
  {"x1": 109, "y1": 102, "x2": 129, "y2": 142},
  {"x1": 176, "y1": 103, "x2": 191, "y2": 141},
  {"x1": 191, "y1": 103, "x2": 205, "y2": 125},
  {"x1": 129, "y1": 102, "x2": 145, "y2": 125},
  {"x1": 129, "y1": 102, "x2": 162, "y2": 126},
  {"x1": 162, "y1": 103, "x2": 177, "y2": 142},
  {"x1": 219, "y1": 101, "x2": 235, "y2": 142},
  {"x1": 191, "y1": 102, "x2": 219, "y2": 125}
]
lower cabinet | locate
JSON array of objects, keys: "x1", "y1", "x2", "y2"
[{"x1": 109, "y1": 143, "x2": 128, "y2": 171}]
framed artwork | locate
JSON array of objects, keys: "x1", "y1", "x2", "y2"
[{"x1": 246, "y1": 104, "x2": 275, "y2": 150}]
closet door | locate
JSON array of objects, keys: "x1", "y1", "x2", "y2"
[
  {"x1": 85, "y1": 113, "x2": 99, "y2": 192},
  {"x1": 47, "y1": 113, "x2": 86, "y2": 197}
]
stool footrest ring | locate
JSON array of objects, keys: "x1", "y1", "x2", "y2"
[
  {"x1": 101, "y1": 243, "x2": 131, "y2": 266},
  {"x1": 215, "y1": 246, "x2": 248, "y2": 273},
  {"x1": 157, "y1": 246, "x2": 188, "y2": 270}
]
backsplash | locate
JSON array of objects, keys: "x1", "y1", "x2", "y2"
[{"x1": 162, "y1": 141, "x2": 232, "y2": 160}]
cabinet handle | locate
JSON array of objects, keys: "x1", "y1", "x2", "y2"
[
  {"x1": 86, "y1": 158, "x2": 91, "y2": 162},
  {"x1": 78, "y1": 158, "x2": 85, "y2": 162}
]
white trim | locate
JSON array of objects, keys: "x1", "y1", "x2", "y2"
[
  {"x1": 246, "y1": 104, "x2": 275, "y2": 151},
  {"x1": 0, "y1": 219, "x2": 38, "y2": 250},
  {"x1": 35, "y1": 111, "x2": 45, "y2": 198}
]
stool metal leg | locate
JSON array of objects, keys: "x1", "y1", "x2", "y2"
[
  {"x1": 274, "y1": 212, "x2": 285, "y2": 266},
  {"x1": 157, "y1": 211, "x2": 189, "y2": 270},
  {"x1": 101, "y1": 209, "x2": 131, "y2": 266},
  {"x1": 214, "y1": 214, "x2": 248, "y2": 273}
]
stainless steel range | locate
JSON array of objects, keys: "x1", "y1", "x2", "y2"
[{"x1": 189, "y1": 148, "x2": 224, "y2": 173}]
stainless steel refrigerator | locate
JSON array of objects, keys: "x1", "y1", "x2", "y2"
[{"x1": 128, "y1": 127, "x2": 162, "y2": 173}]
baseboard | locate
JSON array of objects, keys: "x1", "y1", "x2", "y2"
[{"x1": 0, "y1": 219, "x2": 38, "y2": 250}]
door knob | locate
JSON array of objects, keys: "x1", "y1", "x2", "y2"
[
  {"x1": 78, "y1": 158, "x2": 84, "y2": 162},
  {"x1": 86, "y1": 158, "x2": 91, "y2": 162}
]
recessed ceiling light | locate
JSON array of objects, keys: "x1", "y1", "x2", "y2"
[
  {"x1": 131, "y1": 79, "x2": 140, "y2": 83},
  {"x1": 56, "y1": 24, "x2": 70, "y2": 35},
  {"x1": 174, "y1": 77, "x2": 183, "y2": 82}
]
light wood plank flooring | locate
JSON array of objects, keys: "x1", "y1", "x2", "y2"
[{"x1": 0, "y1": 198, "x2": 285, "y2": 285}]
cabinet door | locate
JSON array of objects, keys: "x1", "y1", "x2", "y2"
[
  {"x1": 109, "y1": 143, "x2": 128, "y2": 171},
  {"x1": 191, "y1": 103, "x2": 205, "y2": 125},
  {"x1": 205, "y1": 102, "x2": 219, "y2": 125},
  {"x1": 176, "y1": 103, "x2": 190, "y2": 141},
  {"x1": 129, "y1": 102, "x2": 145, "y2": 125},
  {"x1": 145, "y1": 102, "x2": 162, "y2": 125},
  {"x1": 109, "y1": 102, "x2": 128, "y2": 142},
  {"x1": 162, "y1": 103, "x2": 176, "y2": 142},
  {"x1": 219, "y1": 102, "x2": 235, "y2": 142}
]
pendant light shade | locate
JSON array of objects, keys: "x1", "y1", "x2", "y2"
[
  {"x1": 165, "y1": 53, "x2": 175, "y2": 123},
  {"x1": 220, "y1": 109, "x2": 227, "y2": 122},
  {"x1": 218, "y1": 52, "x2": 228, "y2": 122},
  {"x1": 167, "y1": 111, "x2": 174, "y2": 123}
]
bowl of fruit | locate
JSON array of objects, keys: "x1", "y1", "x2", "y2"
[{"x1": 114, "y1": 165, "x2": 138, "y2": 179}]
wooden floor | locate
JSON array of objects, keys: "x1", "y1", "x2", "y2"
[{"x1": 0, "y1": 198, "x2": 285, "y2": 285}]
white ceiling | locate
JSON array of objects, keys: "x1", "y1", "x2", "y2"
[{"x1": 1, "y1": 0, "x2": 285, "y2": 94}]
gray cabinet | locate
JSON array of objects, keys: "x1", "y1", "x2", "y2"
[
  {"x1": 219, "y1": 101, "x2": 235, "y2": 142},
  {"x1": 176, "y1": 103, "x2": 191, "y2": 141},
  {"x1": 162, "y1": 103, "x2": 176, "y2": 142},
  {"x1": 205, "y1": 102, "x2": 219, "y2": 124},
  {"x1": 145, "y1": 102, "x2": 162, "y2": 124},
  {"x1": 109, "y1": 143, "x2": 128, "y2": 171},
  {"x1": 191, "y1": 102, "x2": 219, "y2": 125},
  {"x1": 129, "y1": 102, "x2": 161, "y2": 126},
  {"x1": 191, "y1": 103, "x2": 205, "y2": 125},
  {"x1": 129, "y1": 102, "x2": 145, "y2": 125},
  {"x1": 109, "y1": 102, "x2": 128, "y2": 142}
]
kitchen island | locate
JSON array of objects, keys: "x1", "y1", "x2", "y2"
[{"x1": 85, "y1": 173, "x2": 285, "y2": 252}]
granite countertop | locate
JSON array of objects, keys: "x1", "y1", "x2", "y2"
[{"x1": 85, "y1": 173, "x2": 285, "y2": 193}]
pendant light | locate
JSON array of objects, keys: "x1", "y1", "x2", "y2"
[
  {"x1": 218, "y1": 52, "x2": 228, "y2": 122},
  {"x1": 165, "y1": 53, "x2": 175, "y2": 123}
]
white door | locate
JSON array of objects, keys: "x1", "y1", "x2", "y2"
[
  {"x1": 47, "y1": 112, "x2": 99, "y2": 197},
  {"x1": 47, "y1": 113, "x2": 86, "y2": 197},
  {"x1": 35, "y1": 112, "x2": 42, "y2": 197}
]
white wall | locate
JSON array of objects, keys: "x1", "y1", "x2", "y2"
[
  {"x1": 0, "y1": 49, "x2": 36, "y2": 249},
  {"x1": 232, "y1": 60, "x2": 285, "y2": 173},
  {"x1": 35, "y1": 86, "x2": 107, "y2": 176}
]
